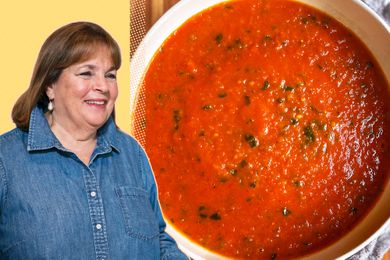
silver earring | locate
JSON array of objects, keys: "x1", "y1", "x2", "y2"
[{"x1": 48, "y1": 100, "x2": 54, "y2": 112}]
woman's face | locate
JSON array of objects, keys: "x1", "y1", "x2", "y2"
[{"x1": 46, "y1": 46, "x2": 118, "y2": 133}]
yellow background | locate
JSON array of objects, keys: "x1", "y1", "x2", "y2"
[{"x1": 0, "y1": 1, "x2": 130, "y2": 134}]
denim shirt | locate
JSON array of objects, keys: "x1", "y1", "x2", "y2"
[{"x1": 0, "y1": 107, "x2": 187, "y2": 260}]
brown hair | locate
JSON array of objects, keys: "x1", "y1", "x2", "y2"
[{"x1": 12, "y1": 21, "x2": 121, "y2": 131}]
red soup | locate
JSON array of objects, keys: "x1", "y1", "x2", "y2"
[{"x1": 136, "y1": 0, "x2": 390, "y2": 258}]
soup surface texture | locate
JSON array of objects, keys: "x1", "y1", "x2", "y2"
[{"x1": 137, "y1": 0, "x2": 390, "y2": 258}]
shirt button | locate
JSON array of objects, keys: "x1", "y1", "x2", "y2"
[
  {"x1": 90, "y1": 191, "x2": 97, "y2": 197},
  {"x1": 96, "y1": 224, "x2": 102, "y2": 230}
]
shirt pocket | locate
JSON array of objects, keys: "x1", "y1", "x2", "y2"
[{"x1": 115, "y1": 186, "x2": 160, "y2": 240}]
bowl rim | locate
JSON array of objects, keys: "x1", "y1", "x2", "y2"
[{"x1": 130, "y1": 0, "x2": 390, "y2": 259}]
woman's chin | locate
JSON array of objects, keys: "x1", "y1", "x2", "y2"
[{"x1": 84, "y1": 115, "x2": 110, "y2": 130}]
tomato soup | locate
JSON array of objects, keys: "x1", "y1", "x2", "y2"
[{"x1": 136, "y1": 0, "x2": 390, "y2": 258}]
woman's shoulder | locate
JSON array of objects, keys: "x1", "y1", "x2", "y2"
[
  {"x1": 0, "y1": 128, "x2": 26, "y2": 148},
  {"x1": 0, "y1": 128, "x2": 27, "y2": 165},
  {"x1": 114, "y1": 129, "x2": 144, "y2": 150},
  {"x1": 113, "y1": 129, "x2": 151, "y2": 165}
]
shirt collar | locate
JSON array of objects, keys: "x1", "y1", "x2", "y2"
[{"x1": 27, "y1": 106, "x2": 121, "y2": 153}]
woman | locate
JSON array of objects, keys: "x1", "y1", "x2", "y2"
[{"x1": 0, "y1": 22, "x2": 187, "y2": 259}]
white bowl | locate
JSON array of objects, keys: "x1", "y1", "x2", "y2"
[{"x1": 130, "y1": 0, "x2": 390, "y2": 259}]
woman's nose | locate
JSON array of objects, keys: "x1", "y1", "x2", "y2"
[{"x1": 93, "y1": 75, "x2": 109, "y2": 92}]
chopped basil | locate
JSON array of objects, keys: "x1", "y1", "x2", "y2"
[
  {"x1": 293, "y1": 180, "x2": 304, "y2": 187},
  {"x1": 262, "y1": 80, "x2": 270, "y2": 90},
  {"x1": 202, "y1": 104, "x2": 213, "y2": 110},
  {"x1": 234, "y1": 38, "x2": 243, "y2": 48},
  {"x1": 210, "y1": 212, "x2": 221, "y2": 220},
  {"x1": 290, "y1": 118, "x2": 299, "y2": 125},
  {"x1": 227, "y1": 38, "x2": 244, "y2": 50},
  {"x1": 276, "y1": 97, "x2": 286, "y2": 103},
  {"x1": 156, "y1": 93, "x2": 165, "y2": 101},
  {"x1": 205, "y1": 63, "x2": 215, "y2": 71},
  {"x1": 365, "y1": 61, "x2": 373, "y2": 69},
  {"x1": 301, "y1": 14, "x2": 317, "y2": 25},
  {"x1": 244, "y1": 95, "x2": 251, "y2": 105},
  {"x1": 282, "y1": 207, "x2": 291, "y2": 216},
  {"x1": 215, "y1": 33, "x2": 223, "y2": 44},
  {"x1": 239, "y1": 160, "x2": 247, "y2": 168},
  {"x1": 173, "y1": 109, "x2": 182, "y2": 130},
  {"x1": 350, "y1": 207, "x2": 358, "y2": 215},
  {"x1": 246, "y1": 118, "x2": 254, "y2": 125},
  {"x1": 195, "y1": 155, "x2": 201, "y2": 162},
  {"x1": 218, "y1": 92, "x2": 227, "y2": 98},
  {"x1": 303, "y1": 125, "x2": 315, "y2": 143},
  {"x1": 229, "y1": 169, "x2": 238, "y2": 175},
  {"x1": 263, "y1": 35, "x2": 272, "y2": 43},
  {"x1": 219, "y1": 177, "x2": 228, "y2": 183},
  {"x1": 321, "y1": 18, "x2": 330, "y2": 29},
  {"x1": 245, "y1": 134, "x2": 259, "y2": 148}
]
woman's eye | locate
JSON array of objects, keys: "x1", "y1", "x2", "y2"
[
  {"x1": 106, "y1": 73, "x2": 117, "y2": 80},
  {"x1": 78, "y1": 71, "x2": 92, "y2": 77}
]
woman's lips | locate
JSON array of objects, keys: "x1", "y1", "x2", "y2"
[{"x1": 84, "y1": 99, "x2": 107, "y2": 108}]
